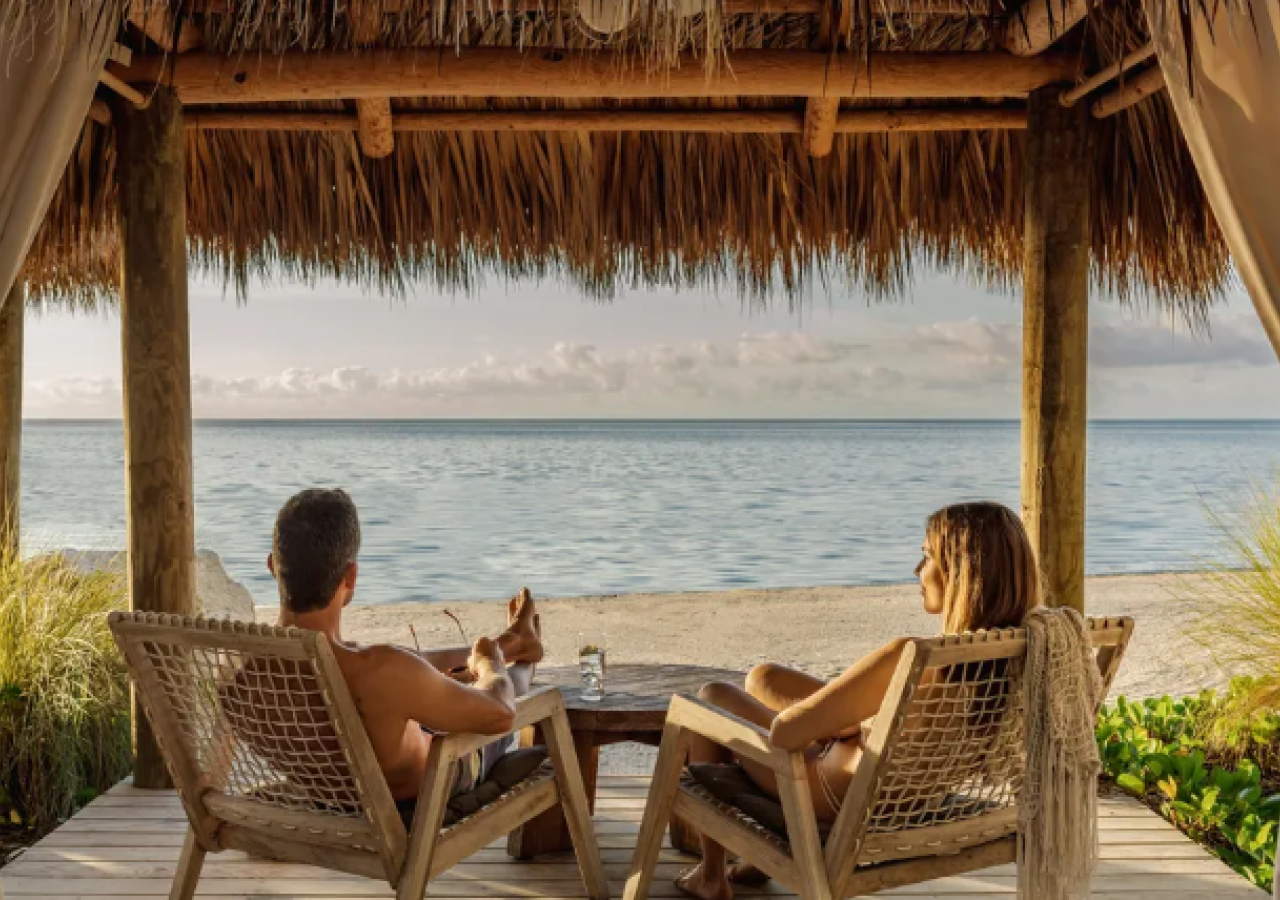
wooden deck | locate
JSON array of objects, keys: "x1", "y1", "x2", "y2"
[{"x1": 0, "y1": 777, "x2": 1262, "y2": 899}]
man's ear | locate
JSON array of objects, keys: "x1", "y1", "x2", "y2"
[
  {"x1": 267, "y1": 553, "x2": 276, "y2": 577},
  {"x1": 342, "y1": 561, "x2": 358, "y2": 608}
]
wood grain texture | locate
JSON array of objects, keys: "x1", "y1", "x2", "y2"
[
  {"x1": 114, "y1": 86, "x2": 196, "y2": 790},
  {"x1": 0, "y1": 779, "x2": 1258, "y2": 900},
  {"x1": 183, "y1": 105, "x2": 1027, "y2": 134},
  {"x1": 1021, "y1": 86, "x2": 1092, "y2": 613},
  {"x1": 0, "y1": 282, "x2": 22, "y2": 556},
  {"x1": 112, "y1": 49, "x2": 1077, "y2": 104}
]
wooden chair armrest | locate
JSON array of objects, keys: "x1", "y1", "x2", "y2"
[
  {"x1": 666, "y1": 695, "x2": 795, "y2": 775},
  {"x1": 441, "y1": 686, "x2": 564, "y2": 759}
]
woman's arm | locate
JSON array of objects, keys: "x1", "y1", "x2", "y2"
[{"x1": 768, "y1": 638, "x2": 911, "y2": 751}]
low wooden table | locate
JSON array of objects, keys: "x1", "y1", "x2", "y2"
[{"x1": 508, "y1": 662, "x2": 744, "y2": 858}]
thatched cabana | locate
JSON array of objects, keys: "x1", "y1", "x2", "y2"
[
  {"x1": 0, "y1": 0, "x2": 1265, "y2": 789},
  {"x1": 20, "y1": 1, "x2": 1226, "y2": 308}
]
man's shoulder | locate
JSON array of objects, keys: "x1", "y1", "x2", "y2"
[{"x1": 335, "y1": 640, "x2": 437, "y2": 682}]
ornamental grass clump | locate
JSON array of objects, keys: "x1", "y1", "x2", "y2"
[
  {"x1": 1188, "y1": 479, "x2": 1280, "y2": 744},
  {"x1": 0, "y1": 549, "x2": 131, "y2": 836}
]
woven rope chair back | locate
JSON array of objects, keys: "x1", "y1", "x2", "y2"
[
  {"x1": 108, "y1": 612, "x2": 403, "y2": 859},
  {"x1": 865, "y1": 630, "x2": 1026, "y2": 837}
]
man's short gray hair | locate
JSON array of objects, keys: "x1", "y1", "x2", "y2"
[{"x1": 272, "y1": 488, "x2": 362, "y2": 613}]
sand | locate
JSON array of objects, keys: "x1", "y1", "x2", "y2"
[{"x1": 257, "y1": 572, "x2": 1226, "y2": 774}]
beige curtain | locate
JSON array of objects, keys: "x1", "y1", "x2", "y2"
[
  {"x1": 1143, "y1": 0, "x2": 1280, "y2": 359},
  {"x1": 0, "y1": 4, "x2": 116, "y2": 305}
]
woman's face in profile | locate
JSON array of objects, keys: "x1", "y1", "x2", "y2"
[{"x1": 914, "y1": 540, "x2": 946, "y2": 616}]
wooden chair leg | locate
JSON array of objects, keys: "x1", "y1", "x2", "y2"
[
  {"x1": 545, "y1": 705, "x2": 610, "y2": 900},
  {"x1": 169, "y1": 827, "x2": 206, "y2": 900},
  {"x1": 396, "y1": 742, "x2": 456, "y2": 900},
  {"x1": 622, "y1": 721, "x2": 692, "y2": 900},
  {"x1": 775, "y1": 764, "x2": 834, "y2": 900}
]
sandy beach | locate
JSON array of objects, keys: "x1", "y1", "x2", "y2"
[{"x1": 258, "y1": 571, "x2": 1225, "y2": 772}]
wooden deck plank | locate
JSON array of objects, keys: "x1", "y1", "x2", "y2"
[{"x1": 1, "y1": 779, "x2": 1255, "y2": 899}]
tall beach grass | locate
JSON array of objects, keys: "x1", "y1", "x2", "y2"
[
  {"x1": 1186, "y1": 479, "x2": 1280, "y2": 756},
  {"x1": 0, "y1": 548, "x2": 130, "y2": 836}
]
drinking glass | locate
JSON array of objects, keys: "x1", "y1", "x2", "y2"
[{"x1": 578, "y1": 633, "x2": 607, "y2": 702}]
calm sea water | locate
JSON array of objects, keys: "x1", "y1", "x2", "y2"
[{"x1": 20, "y1": 420, "x2": 1280, "y2": 606}]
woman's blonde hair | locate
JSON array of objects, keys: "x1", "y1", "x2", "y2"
[{"x1": 926, "y1": 502, "x2": 1040, "y2": 633}]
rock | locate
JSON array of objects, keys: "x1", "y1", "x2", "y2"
[{"x1": 52, "y1": 549, "x2": 256, "y2": 622}]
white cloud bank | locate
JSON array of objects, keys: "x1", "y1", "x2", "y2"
[{"x1": 25, "y1": 318, "x2": 1280, "y2": 418}]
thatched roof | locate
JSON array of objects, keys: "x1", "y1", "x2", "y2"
[{"x1": 13, "y1": 0, "x2": 1230, "y2": 315}]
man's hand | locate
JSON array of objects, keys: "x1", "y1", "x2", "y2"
[{"x1": 468, "y1": 636, "x2": 506, "y2": 677}]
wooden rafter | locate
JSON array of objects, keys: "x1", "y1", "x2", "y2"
[
  {"x1": 1090, "y1": 64, "x2": 1164, "y2": 117},
  {"x1": 183, "y1": 105, "x2": 1028, "y2": 133},
  {"x1": 188, "y1": 0, "x2": 998, "y2": 15},
  {"x1": 112, "y1": 49, "x2": 1075, "y2": 104},
  {"x1": 1060, "y1": 43, "x2": 1154, "y2": 106}
]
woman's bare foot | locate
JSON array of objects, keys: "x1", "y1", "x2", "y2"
[
  {"x1": 501, "y1": 589, "x2": 544, "y2": 665},
  {"x1": 676, "y1": 864, "x2": 733, "y2": 900},
  {"x1": 727, "y1": 864, "x2": 770, "y2": 887}
]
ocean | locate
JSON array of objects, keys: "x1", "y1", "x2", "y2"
[{"x1": 21, "y1": 419, "x2": 1280, "y2": 606}]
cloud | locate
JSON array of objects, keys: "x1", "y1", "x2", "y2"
[
  {"x1": 907, "y1": 314, "x2": 1276, "y2": 371},
  {"x1": 30, "y1": 332, "x2": 895, "y2": 416}
]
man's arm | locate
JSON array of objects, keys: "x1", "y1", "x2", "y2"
[{"x1": 382, "y1": 638, "x2": 517, "y2": 735}]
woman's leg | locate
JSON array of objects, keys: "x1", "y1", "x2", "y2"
[
  {"x1": 744, "y1": 663, "x2": 826, "y2": 712},
  {"x1": 675, "y1": 682, "x2": 780, "y2": 900}
]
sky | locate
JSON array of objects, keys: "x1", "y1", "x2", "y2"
[{"x1": 22, "y1": 270, "x2": 1280, "y2": 418}]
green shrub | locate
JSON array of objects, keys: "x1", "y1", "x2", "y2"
[
  {"x1": 0, "y1": 550, "x2": 131, "y2": 836},
  {"x1": 1097, "y1": 692, "x2": 1280, "y2": 889}
]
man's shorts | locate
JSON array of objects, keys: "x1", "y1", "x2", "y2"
[{"x1": 393, "y1": 731, "x2": 517, "y2": 828}]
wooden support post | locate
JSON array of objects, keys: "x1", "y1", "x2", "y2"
[
  {"x1": 115, "y1": 85, "x2": 197, "y2": 789},
  {"x1": 801, "y1": 0, "x2": 851, "y2": 157},
  {"x1": 351, "y1": 0, "x2": 395, "y2": 157},
  {"x1": 0, "y1": 282, "x2": 23, "y2": 557},
  {"x1": 1021, "y1": 85, "x2": 1091, "y2": 613}
]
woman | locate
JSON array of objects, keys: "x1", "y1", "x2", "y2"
[{"x1": 675, "y1": 501, "x2": 1041, "y2": 900}]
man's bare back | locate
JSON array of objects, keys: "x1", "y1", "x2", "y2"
[{"x1": 322, "y1": 596, "x2": 544, "y2": 800}]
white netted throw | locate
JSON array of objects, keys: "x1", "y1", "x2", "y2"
[{"x1": 1018, "y1": 606, "x2": 1103, "y2": 900}]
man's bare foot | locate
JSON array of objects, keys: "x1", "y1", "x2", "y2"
[
  {"x1": 676, "y1": 865, "x2": 733, "y2": 900},
  {"x1": 728, "y1": 864, "x2": 770, "y2": 887},
  {"x1": 501, "y1": 589, "x2": 544, "y2": 665}
]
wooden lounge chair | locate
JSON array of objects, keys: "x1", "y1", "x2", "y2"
[
  {"x1": 107, "y1": 612, "x2": 609, "y2": 900},
  {"x1": 622, "y1": 616, "x2": 1134, "y2": 900}
]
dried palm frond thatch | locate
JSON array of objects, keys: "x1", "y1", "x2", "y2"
[{"x1": 11, "y1": 0, "x2": 1236, "y2": 317}]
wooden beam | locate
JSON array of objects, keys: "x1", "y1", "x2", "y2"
[
  {"x1": 1021, "y1": 85, "x2": 1092, "y2": 613},
  {"x1": 191, "y1": 0, "x2": 997, "y2": 15},
  {"x1": 0, "y1": 283, "x2": 22, "y2": 557},
  {"x1": 357, "y1": 98, "x2": 396, "y2": 155},
  {"x1": 801, "y1": 0, "x2": 853, "y2": 157},
  {"x1": 1060, "y1": 43, "x2": 1154, "y2": 106},
  {"x1": 88, "y1": 99, "x2": 113, "y2": 126},
  {"x1": 183, "y1": 105, "x2": 1028, "y2": 133},
  {"x1": 100, "y1": 70, "x2": 147, "y2": 106},
  {"x1": 1090, "y1": 64, "x2": 1164, "y2": 118},
  {"x1": 1002, "y1": 0, "x2": 1089, "y2": 55},
  {"x1": 114, "y1": 85, "x2": 197, "y2": 788},
  {"x1": 351, "y1": 0, "x2": 395, "y2": 157},
  {"x1": 113, "y1": 49, "x2": 1076, "y2": 104},
  {"x1": 128, "y1": 0, "x2": 203, "y2": 52}
]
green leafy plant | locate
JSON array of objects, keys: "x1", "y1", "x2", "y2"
[
  {"x1": 1097, "y1": 693, "x2": 1280, "y2": 889},
  {"x1": 0, "y1": 549, "x2": 131, "y2": 837}
]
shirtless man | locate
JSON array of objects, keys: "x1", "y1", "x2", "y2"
[{"x1": 267, "y1": 487, "x2": 544, "y2": 816}]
